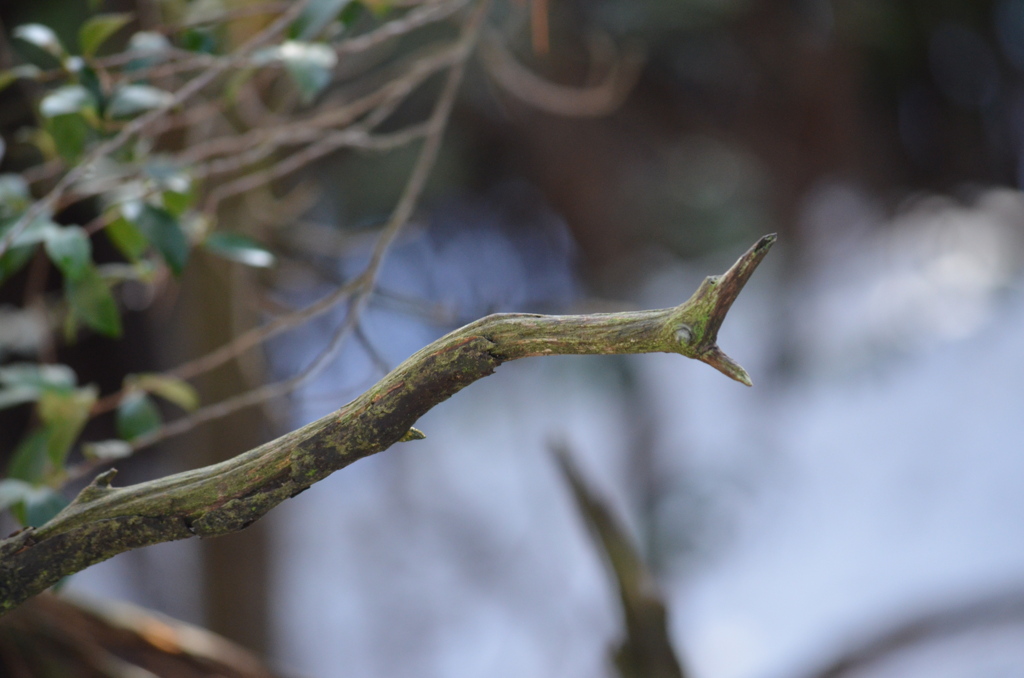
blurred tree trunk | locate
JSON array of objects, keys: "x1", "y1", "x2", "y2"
[{"x1": 165, "y1": 253, "x2": 270, "y2": 654}]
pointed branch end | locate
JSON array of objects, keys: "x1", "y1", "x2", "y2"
[
  {"x1": 398, "y1": 426, "x2": 426, "y2": 442},
  {"x1": 676, "y1": 234, "x2": 775, "y2": 387},
  {"x1": 719, "y1": 232, "x2": 776, "y2": 295},
  {"x1": 755, "y1": 232, "x2": 778, "y2": 252},
  {"x1": 701, "y1": 347, "x2": 753, "y2": 387},
  {"x1": 90, "y1": 468, "x2": 118, "y2": 489}
]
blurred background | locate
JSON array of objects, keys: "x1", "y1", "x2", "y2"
[{"x1": 3, "y1": 0, "x2": 1024, "y2": 677}]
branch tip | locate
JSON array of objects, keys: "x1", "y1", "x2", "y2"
[
  {"x1": 702, "y1": 347, "x2": 753, "y2": 387},
  {"x1": 755, "y1": 232, "x2": 777, "y2": 252},
  {"x1": 398, "y1": 426, "x2": 426, "y2": 442},
  {"x1": 681, "y1": 234, "x2": 775, "y2": 385},
  {"x1": 90, "y1": 469, "x2": 118, "y2": 488}
]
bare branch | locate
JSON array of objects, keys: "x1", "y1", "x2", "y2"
[
  {"x1": 0, "y1": 234, "x2": 775, "y2": 616},
  {"x1": 801, "y1": 588, "x2": 1024, "y2": 678},
  {"x1": 182, "y1": 45, "x2": 462, "y2": 170},
  {"x1": 335, "y1": 0, "x2": 473, "y2": 56},
  {"x1": 479, "y1": 28, "x2": 645, "y2": 117}
]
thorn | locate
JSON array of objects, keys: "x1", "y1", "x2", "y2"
[
  {"x1": 701, "y1": 347, "x2": 753, "y2": 387},
  {"x1": 91, "y1": 468, "x2": 118, "y2": 488},
  {"x1": 398, "y1": 427, "x2": 426, "y2": 442}
]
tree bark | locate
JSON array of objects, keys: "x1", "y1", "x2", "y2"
[{"x1": 0, "y1": 234, "x2": 775, "y2": 615}]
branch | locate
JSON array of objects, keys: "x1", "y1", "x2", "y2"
[
  {"x1": 800, "y1": 586, "x2": 1024, "y2": 678},
  {"x1": 479, "y1": 27, "x2": 644, "y2": 117},
  {"x1": 0, "y1": 234, "x2": 775, "y2": 615}
]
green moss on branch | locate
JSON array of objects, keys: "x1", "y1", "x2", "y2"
[{"x1": 0, "y1": 234, "x2": 774, "y2": 615}]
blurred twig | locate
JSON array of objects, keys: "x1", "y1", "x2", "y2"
[
  {"x1": 0, "y1": 0, "x2": 313, "y2": 257},
  {"x1": 479, "y1": 27, "x2": 644, "y2": 116},
  {"x1": 801, "y1": 588, "x2": 1024, "y2": 678},
  {"x1": 552, "y1": 442, "x2": 687, "y2": 678},
  {"x1": 83, "y1": 0, "x2": 491, "y2": 458}
]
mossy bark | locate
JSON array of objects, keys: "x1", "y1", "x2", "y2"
[{"x1": 0, "y1": 234, "x2": 775, "y2": 615}]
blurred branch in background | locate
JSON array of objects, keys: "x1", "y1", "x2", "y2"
[
  {"x1": 0, "y1": 593, "x2": 280, "y2": 677},
  {"x1": 80, "y1": 0, "x2": 491, "y2": 462},
  {"x1": 801, "y1": 587, "x2": 1024, "y2": 678},
  {"x1": 553, "y1": 441, "x2": 686, "y2": 678}
]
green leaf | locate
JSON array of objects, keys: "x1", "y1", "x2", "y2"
[
  {"x1": 181, "y1": 26, "x2": 220, "y2": 54},
  {"x1": 23, "y1": 487, "x2": 68, "y2": 527},
  {"x1": 133, "y1": 373, "x2": 199, "y2": 411},
  {"x1": 2, "y1": 216, "x2": 59, "y2": 248},
  {"x1": 106, "y1": 84, "x2": 173, "y2": 119},
  {"x1": 45, "y1": 225, "x2": 92, "y2": 280},
  {"x1": 128, "y1": 31, "x2": 171, "y2": 55},
  {"x1": 106, "y1": 213, "x2": 149, "y2": 261},
  {"x1": 46, "y1": 113, "x2": 92, "y2": 162},
  {"x1": 362, "y1": 0, "x2": 394, "y2": 18},
  {"x1": 133, "y1": 205, "x2": 189, "y2": 274},
  {"x1": 338, "y1": 2, "x2": 364, "y2": 26},
  {"x1": 6, "y1": 428, "x2": 50, "y2": 482},
  {"x1": 162, "y1": 189, "x2": 193, "y2": 216},
  {"x1": 0, "y1": 218, "x2": 52, "y2": 282},
  {"x1": 77, "y1": 63, "x2": 106, "y2": 111},
  {"x1": 291, "y1": 0, "x2": 352, "y2": 39},
  {"x1": 0, "y1": 245, "x2": 35, "y2": 284},
  {"x1": 0, "y1": 65, "x2": 43, "y2": 94},
  {"x1": 0, "y1": 386, "x2": 39, "y2": 410},
  {"x1": 272, "y1": 41, "x2": 337, "y2": 104},
  {"x1": 36, "y1": 86, "x2": 97, "y2": 161},
  {"x1": 39, "y1": 86, "x2": 97, "y2": 161},
  {"x1": 0, "y1": 366, "x2": 77, "y2": 413},
  {"x1": 0, "y1": 479, "x2": 37, "y2": 510},
  {"x1": 14, "y1": 24, "x2": 66, "y2": 59},
  {"x1": 79, "y1": 13, "x2": 133, "y2": 58},
  {"x1": 0, "y1": 479, "x2": 67, "y2": 527},
  {"x1": 82, "y1": 439, "x2": 133, "y2": 461},
  {"x1": 17, "y1": 126, "x2": 58, "y2": 161},
  {"x1": 37, "y1": 386, "x2": 96, "y2": 468},
  {"x1": 40, "y1": 85, "x2": 96, "y2": 118},
  {"x1": 204, "y1": 232, "x2": 275, "y2": 268},
  {"x1": 143, "y1": 159, "x2": 194, "y2": 214},
  {"x1": 0, "y1": 174, "x2": 31, "y2": 219},
  {"x1": 66, "y1": 264, "x2": 122, "y2": 337},
  {"x1": 124, "y1": 31, "x2": 172, "y2": 70},
  {"x1": 0, "y1": 362, "x2": 77, "y2": 389},
  {"x1": 116, "y1": 392, "x2": 161, "y2": 441}
]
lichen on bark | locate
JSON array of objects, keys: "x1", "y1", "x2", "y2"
[{"x1": 0, "y1": 234, "x2": 775, "y2": 615}]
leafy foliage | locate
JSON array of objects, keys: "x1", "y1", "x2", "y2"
[{"x1": 0, "y1": 0, "x2": 455, "y2": 528}]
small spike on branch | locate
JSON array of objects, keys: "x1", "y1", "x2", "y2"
[
  {"x1": 0, "y1": 235, "x2": 775, "y2": 615},
  {"x1": 672, "y1": 232, "x2": 776, "y2": 386}
]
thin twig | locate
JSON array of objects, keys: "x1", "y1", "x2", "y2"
[
  {"x1": 336, "y1": 0, "x2": 472, "y2": 56},
  {"x1": 180, "y1": 44, "x2": 461, "y2": 169},
  {"x1": 201, "y1": 122, "x2": 429, "y2": 212},
  {"x1": 478, "y1": 26, "x2": 644, "y2": 116},
  {"x1": 84, "y1": 0, "x2": 490, "y2": 456},
  {"x1": 354, "y1": 322, "x2": 393, "y2": 375}
]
